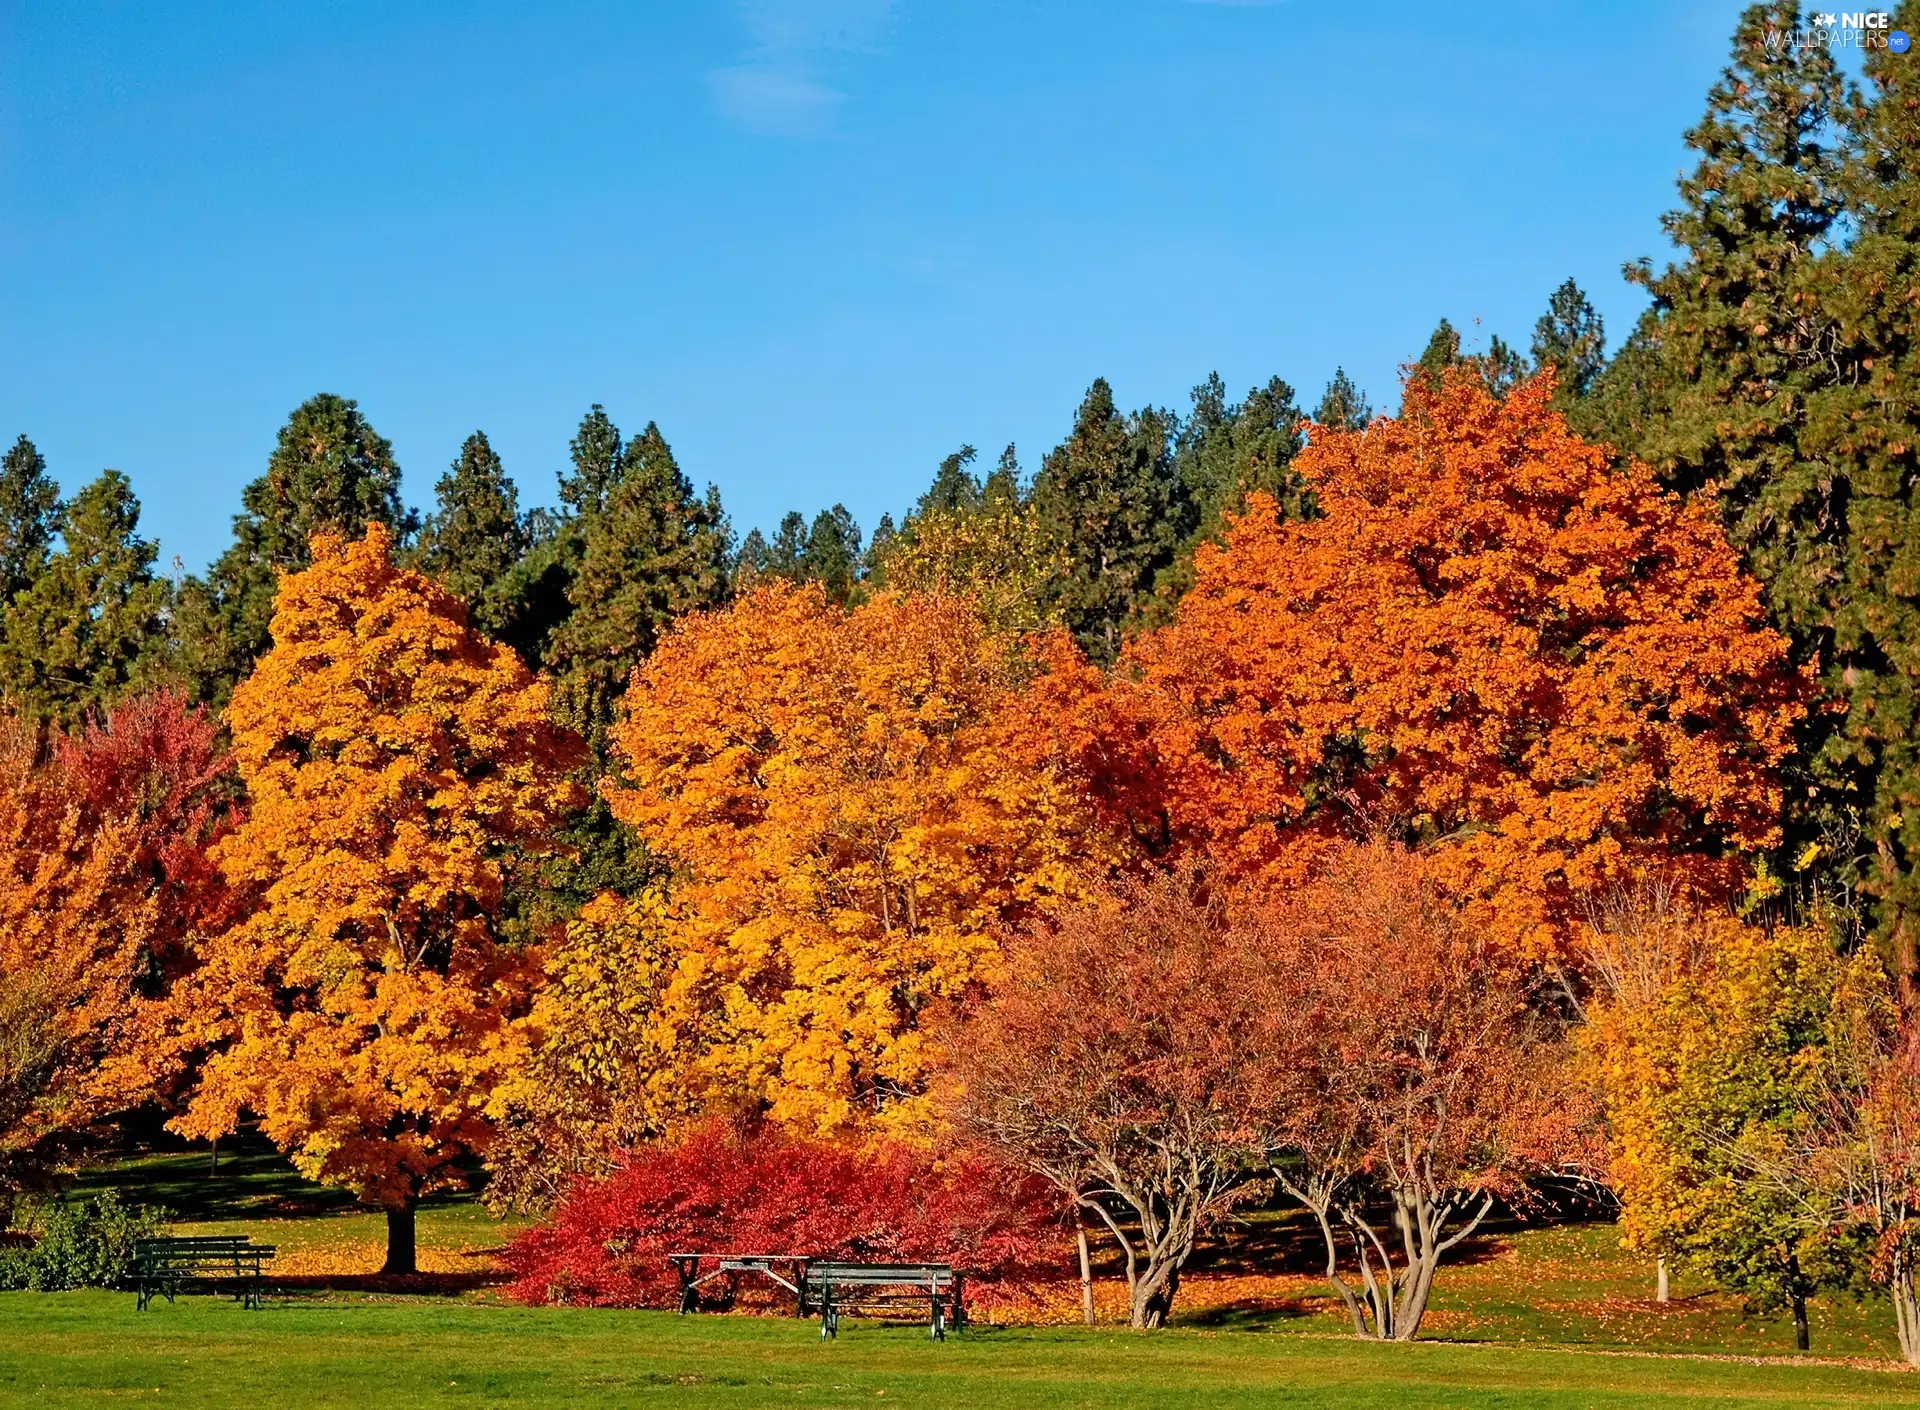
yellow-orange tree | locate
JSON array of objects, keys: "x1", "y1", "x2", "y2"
[
  {"x1": 1121, "y1": 372, "x2": 1805, "y2": 955},
  {"x1": 604, "y1": 581, "x2": 1110, "y2": 1139},
  {"x1": 175, "y1": 526, "x2": 581, "y2": 1273}
]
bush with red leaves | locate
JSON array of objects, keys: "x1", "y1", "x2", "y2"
[{"x1": 501, "y1": 1123, "x2": 1061, "y2": 1308}]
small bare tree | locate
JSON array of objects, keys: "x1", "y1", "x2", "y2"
[
  {"x1": 942, "y1": 865, "x2": 1271, "y2": 1329},
  {"x1": 1253, "y1": 840, "x2": 1583, "y2": 1342}
]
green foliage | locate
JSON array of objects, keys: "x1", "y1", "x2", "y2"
[
  {"x1": 0, "y1": 472, "x2": 169, "y2": 725},
  {"x1": 1570, "y1": 307, "x2": 1674, "y2": 458},
  {"x1": 177, "y1": 394, "x2": 413, "y2": 704},
  {"x1": 0, "y1": 436, "x2": 62, "y2": 607},
  {"x1": 1161, "y1": 373, "x2": 1307, "y2": 607},
  {"x1": 1530, "y1": 278, "x2": 1608, "y2": 407},
  {"x1": 545, "y1": 421, "x2": 730, "y2": 750},
  {"x1": 1786, "y1": 0, "x2": 1920, "y2": 976},
  {"x1": 1415, "y1": 319, "x2": 1463, "y2": 389},
  {"x1": 1031, "y1": 378, "x2": 1184, "y2": 662},
  {"x1": 412, "y1": 431, "x2": 529, "y2": 635},
  {"x1": 1312, "y1": 369, "x2": 1371, "y2": 433},
  {"x1": 0, "y1": 1191, "x2": 167, "y2": 1292}
]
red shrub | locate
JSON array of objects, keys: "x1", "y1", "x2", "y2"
[{"x1": 501, "y1": 1123, "x2": 1060, "y2": 1307}]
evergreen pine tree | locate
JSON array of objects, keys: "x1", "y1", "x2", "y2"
[
  {"x1": 1629, "y1": 0, "x2": 1845, "y2": 504},
  {"x1": 735, "y1": 527, "x2": 773, "y2": 581},
  {"x1": 560, "y1": 404, "x2": 623, "y2": 517},
  {"x1": 1313, "y1": 369, "x2": 1373, "y2": 432},
  {"x1": 1415, "y1": 319, "x2": 1463, "y2": 388},
  {"x1": 984, "y1": 444, "x2": 1022, "y2": 502},
  {"x1": 1788, "y1": 0, "x2": 1920, "y2": 981},
  {"x1": 1031, "y1": 378, "x2": 1183, "y2": 662},
  {"x1": 919, "y1": 446, "x2": 982, "y2": 515},
  {"x1": 0, "y1": 470, "x2": 167, "y2": 724},
  {"x1": 802, "y1": 504, "x2": 863, "y2": 605},
  {"x1": 0, "y1": 435, "x2": 63, "y2": 605},
  {"x1": 1531, "y1": 278, "x2": 1608, "y2": 406},
  {"x1": 768, "y1": 512, "x2": 808, "y2": 578},
  {"x1": 1162, "y1": 373, "x2": 1308, "y2": 607},
  {"x1": 412, "y1": 431, "x2": 529, "y2": 633},
  {"x1": 865, "y1": 513, "x2": 898, "y2": 582},
  {"x1": 546, "y1": 421, "x2": 731, "y2": 751},
  {"x1": 178, "y1": 394, "x2": 412, "y2": 701},
  {"x1": 1573, "y1": 308, "x2": 1676, "y2": 457}
]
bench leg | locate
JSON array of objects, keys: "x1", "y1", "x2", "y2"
[{"x1": 931, "y1": 1298, "x2": 944, "y2": 1341}]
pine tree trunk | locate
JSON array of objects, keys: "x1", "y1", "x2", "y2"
[
  {"x1": 1077, "y1": 1226, "x2": 1095, "y2": 1327},
  {"x1": 1655, "y1": 1256, "x2": 1670, "y2": 1303},
  {"x1": 382, "y1": 1201, "x2": 418, "y2": 1277}
]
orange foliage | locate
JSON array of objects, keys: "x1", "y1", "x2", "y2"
[
  {"x1": 1117, "y1": 373, "x2": 1804, "y2": 954},
  {"x1": 174, "y1": 526, "x2": 582, "y2": 1212},
  {"x1": 604, "y1": 581, "x2": 1113, "y2": 1138},
  {"x1": 0, "y1": 692, "x2": 237, "y2": 1215}
]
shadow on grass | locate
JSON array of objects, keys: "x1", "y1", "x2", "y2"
[{"x1": 267, "y1": 1270, "x2": 510, "y2": 1298}]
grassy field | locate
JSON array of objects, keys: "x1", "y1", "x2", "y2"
[
  {"x1": 3, "y1": 1293, "x2": 1919, "y2": 1409},
  {"x1": 0, "y1": 1132, "x2": 1907, "y2": 1405}
]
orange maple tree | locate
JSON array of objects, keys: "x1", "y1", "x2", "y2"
[
  {"x1": 1113, "y1": 371, "x2": 1804, "y2": 954},
  {"x1": 174, "y1": 526, "x2": 581, "y2": 1273},
  {"x1": 604, "y1": 580, "x2": 1112, "y2": 1139}
]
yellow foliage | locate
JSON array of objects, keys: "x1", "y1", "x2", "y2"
[
  {"x1": 603, "y1": 581, "x2": 1113, "y2": 1138},
  {"x1": 173, "y1": 526, "x2": 582, "y2": 1209}
]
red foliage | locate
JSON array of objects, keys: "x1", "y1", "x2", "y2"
[
  {"x1": 501, "y1": 1123, "x2": 1061, "y2": 1308},
  {"x1": 52, "y1": 689, "x2": 244, "y2": 959}
]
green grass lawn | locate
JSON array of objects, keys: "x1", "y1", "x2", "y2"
[
  {"x1": 5, "y1": 1132, "x2": 1910, "y2": 1405},
  {"x1": 2, "y1": 1292, "x2": 1917, "y2": 1409}
]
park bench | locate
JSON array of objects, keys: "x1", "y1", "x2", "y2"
[
  {"x1": 804, "y1": 1262, "x2": 963, "y2": 1340},
  {"x1": 669, "y1": 1252, "x2": 809, "y2": 1315},
  {"x1": 131, "y1": 1236, "x2": 276, "y2": 1311}
]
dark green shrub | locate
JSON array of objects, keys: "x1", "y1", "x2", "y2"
[{"x1": 0, "y1": 1191, "x2": 168, "y2": 1291}]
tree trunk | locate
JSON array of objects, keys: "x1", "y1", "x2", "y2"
[
  {"x1": 1791, "y1": 1290, "x2": 1810, "y2": 1352},
  {"x1": 1077, "y1": 1225, "x2": 1095, "y2": 1327},
  {"x1": 1892, "y1": 1263, "x2": 1920, "y2": 1369},
  {"x1": 1131, "y1": 1261, "x2": 1179, "y2": 1330},
  {"x1": 1655, "y1": 1256, "x2": 1670, "y2": 1304},
  {"x1": 209, "y1": 1136, "x2": 219, "y2": 1177},
  {"x1": 381, "y1": 1201, "x2": 418, "y2": 1277}
]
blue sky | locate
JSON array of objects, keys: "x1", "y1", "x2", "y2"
[{"x1": 4, "y1": 1, "x2": 1750, "y2": 574}]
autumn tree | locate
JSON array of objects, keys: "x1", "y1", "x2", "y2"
[
  {"x1": 1119, "y1": 372, "x2": 1804, "y2": 956},
  {"x1": 0, "y1": 691, "x2": 234, "y2": 1226},
  {"x1": 603, "y1": 581, "x2": 1111, "y2": 1138},
  {"x1": 1593, "y1": 915, "x2": 1888, "y2": 1351},
  {"x1": 0, "y1": 720, "x2": 151, "y2": 1226},
  {"x1": 876, "y1": 453, "x2": 1063, "y2": 637},
  {"x1": 1254, "y1": 840, "x2": 1585, "y2": 1342},
  {"x1": 174, "y1": 526, "x2": 581, "y2": 1274},
  {"x1": 942, "y1": 864, "x2": 1273, "y2": 1329},
  {"x1": 486, "y1": 888, "x2": 684, "y2": 1211}
]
